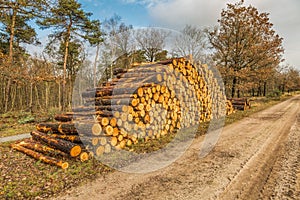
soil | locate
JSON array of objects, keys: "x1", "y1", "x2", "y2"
[{"x1": 53, "y1": 95, "x2": 300, "y2": 200}]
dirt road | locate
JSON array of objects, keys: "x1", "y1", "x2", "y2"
[{"x1": 54, "y1": 96, "x2": 300, "y2": 200}]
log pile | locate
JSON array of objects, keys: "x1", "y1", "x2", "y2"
[
  {"x1": 228, "y1": 98, "x2": 251, "y2": 111},
  {"x1": 226, "y1": 100, "x2": 235, "y2": 115},
  {"x1": 11, "y1": 57, "x2": 233, "y2": 169}
]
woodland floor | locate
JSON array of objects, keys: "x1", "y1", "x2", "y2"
[
  {"x1": 1, "y1": 94, "x2": 299, "y2": 199},
  {"x1": 54, "y1": 95, "x2": 300, "y2": 200}
]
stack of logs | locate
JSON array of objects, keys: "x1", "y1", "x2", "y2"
[
  {"x1": 228, "y1": 98, "x2": 251, "y2": 111},
  {"x1": 226, "y1": 100, "x2": 235, "y2": 115},
  {"x1": 11, "y1": 57, "x2": 232, "y2": 169}
]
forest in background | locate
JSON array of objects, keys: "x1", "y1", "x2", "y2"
[{"x1": 0, "y1": 0, "x2": 299, "y2": 114}]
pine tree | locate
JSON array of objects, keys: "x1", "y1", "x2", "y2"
[
  {"x1": 37, "y1": 0, "x2": 102, "y2": 110},
  {"x1": 0, "y1": 0, "x2": 47, "y2": 112}
]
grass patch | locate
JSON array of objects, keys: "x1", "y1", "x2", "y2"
[
  {"x1": 0, "y1": 111, "x2": 55, "y2": 138},
  {"x1": 0, "y1": 142, "x2": 113, "y2": 199},
  {"x1": 0, "y1": 94, "x2": 296, "y2": 199},
  {"x1": 0, "y1": 124, "x2": 35, "y2": 138}
]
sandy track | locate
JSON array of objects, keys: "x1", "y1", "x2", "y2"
[{"x1": 54, "y1": 95, "x2": 300, "y2": 200}]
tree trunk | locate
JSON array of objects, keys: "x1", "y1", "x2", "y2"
[
  {"x1": 263, "y1": 81, "x2": 267, "y2": 96},
  {"x1": 9, "y1": 9, "x2": 16, "y2": 63},
  {"x1": 45, "y1": 81, "x2": 49, "y2": 109},
  {"x1": 35, "y1": 84, "x2": 42, "y2": 110},
  {"x1": 258, "y1": 85, "x2": 262, "y2": 96},
  {"x1": 62, "y1": 21, "x2": 72, "y2": 111},
  {"x1": 94, "y1": 44, "x2": 100, "y2": 88},
  {"x1": 10, "y1": 83, "x2": 17, "y2": 111},
  {"x1": 29, "y1": 82, "x2": 33, "y2": 112},
  {"x1": 68, "y1": 75, "x2": 72, "y2": 110},
  {"x1": 4, "y1": 79, "x2": 11, "y2": 112},
  {"x1": 58, "y1": 81, "x2": 61, "y2": 110},
  {"x1": 4, "y1": 9, "x2": 17, "y2": 112},
  {"x1": 231, "y1": 77, "x2": 237, "y2": 98}
]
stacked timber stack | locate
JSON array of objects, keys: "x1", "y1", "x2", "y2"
[
  {"x1": 11, "y1": 121, "x2": 90, "y2": 169},
  {"x1": 198, "y1": 63, "x2": 226, "y2": 120},
  {"x1": 226, "y1": 100, "x2": 235, "y2": 115},
  {"x1": 11, "y1": 57, "x2": 229, "y2": 169},
  {"x1": 228, "y1": 98, "x2": 251, "y2": 111}
]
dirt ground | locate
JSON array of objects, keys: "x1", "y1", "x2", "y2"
[{"x1": 53, "y1": 95, "x2": 300, "y2": 200}]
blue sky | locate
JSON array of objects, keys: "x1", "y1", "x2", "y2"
[
  {"x1": 31, "y1": 0, "x2": 300, "y2": 68},
  {"x1": 80, "y1": 0, "x2": 300, "y2": 68},
  {"x1": 78, "y1": 0, "x2": 151, "y2": 27}
]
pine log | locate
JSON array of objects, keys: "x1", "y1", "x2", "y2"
[
  {"x1": 75, "y1": 122, "x2": 102, "y2": 136},
  {"x1": 87, "y1": 80, "x2": 161, "y2": 99},
  {"x1": 113, "y1": 67, "x2": 128, "y2": 75},
  {"x1": 31, "y1": 131, "x2": 81, "y2": 157},
  {"x1": 93, "y1": 105, "x2": 128, "y2": 112},
  {"x1": 36, "y1": 122, "x2": 78, "y2": 135},
  {"x1": 11, "y1": 143, "x2": 69, "y2": 169},
  {"x1": 54, "y1": 114, "x2": 73, "y2": 122},
  {"x1": 50, "y1": 134, "x2": 82, "y2": 143},
  {"x1": 17, "y1": 139, "x2": 69, "y2": 158},
  {"x1": 232, "y1": 104, "x2": 247, "y2": 111},
  {"x1": 84, "y1": 94, "x2": 137, "y2": 104},
  {"x1": 95, "y1": 145, "x2": 105, "y2": 156},
  {"x1": 79, "y1": 152, "x2": 89, "y2": 162},
  {"x1": 72, "y1": 107, "x2": 113, "y2": 116},
  {"x1": 91, "y1": 123, "x2": 102, "y2": 136}
]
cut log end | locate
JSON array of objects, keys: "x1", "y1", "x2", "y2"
[
  {"x1": 96, "y1": 146, "x2": 105, "y2": 156},
  {"x1": 80, "y1": 152, "x2": 89, "y2": 162},
  {"x1": 70, "y1": 145, "x2": 82, "y2": 157},
  {"x1": 105, "y1": 125, "x2": 114, "y2": 136},
  {"x1": 92, "y1": 123, "x2": 102, "y2": 136},
  {"x1": 60, "y1": 162, "x2": 69, "y2": 169}
]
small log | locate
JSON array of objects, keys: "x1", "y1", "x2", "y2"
[
  {"x1": 79, "y1": 152, "x2": 89, "y2": 162},
  {"x1": 50, "y1": 134, "x2": 82, "y2": 143},
  {"x1": 85, "y1": 94, "x2": 137, "y2": 103},
  {"x1": 113, "y1": 67, "x2": 128, "y2": 75},
  {"x1": 75, "y1": 122, "x2": 101, "y2": 136},
  {"x1": 72, "y1": 107, "x2": 113, "y2": 116},
  {"x1": 91, "y1": 123, "x2": 102, "y2": 136},
  {"x1": 54, "y1": 114, "x2": 73, "y2": 122},
  {"x1": 11, "y1": 143, "x2": 69, "y2": 169},
  {"x1": 93, "y1": 105, "x2": 128, "y2": 112},
  {"x1": 105, "y1": 125, "x2": 114, "y2": 136},
  {"x1": 36, "y1": 122, "x2": 78, "y2": 135},
  {"x1": 31, "y1": 131, "x2": 81, "y2": 157},
  {"x1": 95, "y1": 145, "x2": 105, "y2": 156},
  {"x1": 17, "y1": 139, "x2": 69, "y2": 158}
]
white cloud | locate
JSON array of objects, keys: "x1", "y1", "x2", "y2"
[
  {"x1": 139, "y1": 0, "x2": 300, "y2": 67},
  {"x1": 148, "y1": 0, "x2": 230, "y2": 28},
  {"x1": 121, "y1": 0, "x2": 168, "y2": 8}
]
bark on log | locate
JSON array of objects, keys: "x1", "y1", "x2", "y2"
[
  {"x1": 36, "y1": 122, "x2": 78, "y2": 135},
  {"x1": 11, "y1": 143, "x2": 69, "y2": 169},
  {"x1": 50, "y1": 134, "x2": 82, "y2": 143},
  {"x1": 31, "y1": 131, "x2": 81, "y2": 157},
  {"x1": 54, "y1": 114, "x2": 73, "y2": 122},
  {"x1": 17, "y1": 139, "x2": 69, "y2": 158}
]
